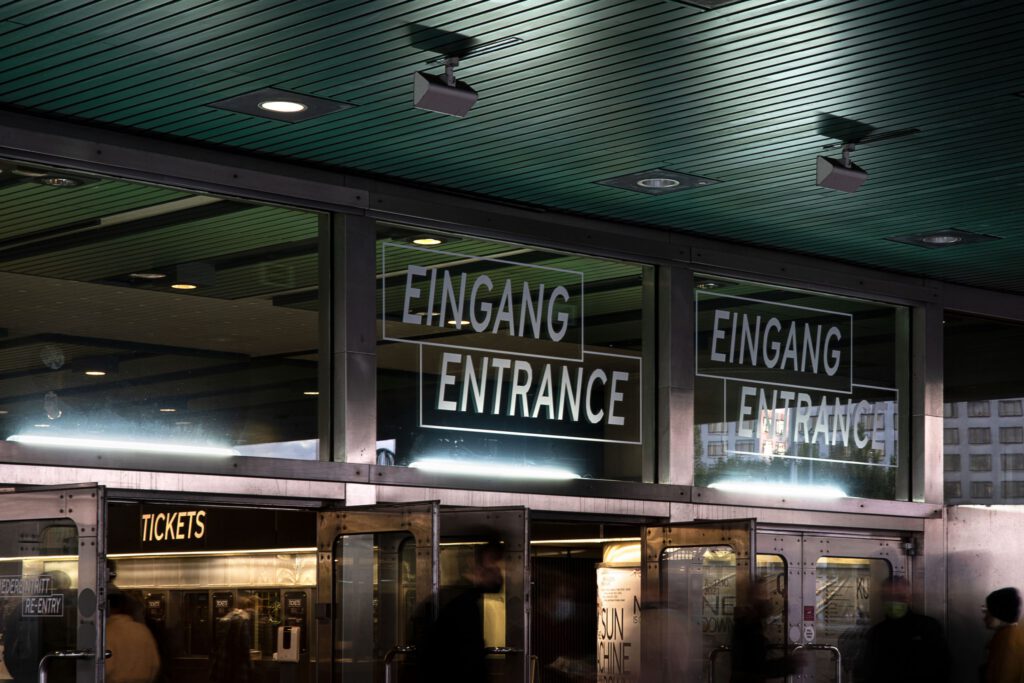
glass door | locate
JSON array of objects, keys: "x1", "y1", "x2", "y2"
[
  {"x1": 316, "y1": 502, "x2": 438, "y2": 683},
  {"x1": 641, "y1": 519, "x2": 756, "y2": 683},
  {"x1": 439, "y1": 507, "x2": 530, "y2": 683},
  {"x1": 0, "y1": 484, "x2": 105, "y2": 682}
]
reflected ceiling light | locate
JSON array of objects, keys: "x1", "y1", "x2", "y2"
[
  {"x1": 409, "y1": 458, "x2": 579, "y2": 480},
  {"x1": 0, "y1": 410, "x2": 8, "y2": 415},
  {"x1": 258, "y1": 100, "x2": 307, "y2": 113},
  {"x1": 816, "y1": 143, "x2": 868, "y2": 193},
  {"x1": 708, "y1": 480, "x2": 847, "y2": 499},
  {"x1": 695, "y1": 280, "x2": 721, "y2": 290},
  {"x1": 32, "y1": 424, "x2": 51, "y2": 428},
  {"x1": 171, "y1": 261, "x2": 215, "y2": 290},
  {"x1": 886, "y1": 228, "x2": 1000, "y2": 249},
  {"x1": 84, "y1": 370, "x2": 107, "y2": 377},
  {"x1": 7, "y1": 434, "x2": 239, "y2": 456},
  {"x1": 158, "y1": 408, "x2": 177, "y2": 413},
  {"x1": 129, "y1": 272, "x2": 167, "y2": 280},
  {"x1": 597, "y1": 168, "x2": 720, "y2": 195},
  {"x1": 412, "y1": 236, "x2": 444, "y2": 246},
  {"x1": 530, "y1": 537, "x2": 639, "y2": 545},
  {"x1": 210, "y1": 87, "x2": 354, "y2": 123},
  {"x1": 303, "y1": 390, "x2": 319, "y2": 396},
  {"x1": 447, "y1": 319, "x2": 470, "y2": 326}
]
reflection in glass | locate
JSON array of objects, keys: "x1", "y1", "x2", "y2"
[
  {"x1": 0, "y1": 519, "x2": 79, "y2": 682},
  {"x1": 944, "y1": 314, "x2": 1024, "y2": 503},
  {"x1": 375, "y1": 224, "x2": 654, "y2": 481},
  {"x1": 332, "y1": 532, "x2": 416, "y2": 683},
  {"x1": 815, "y1": 557, "x2": 890, "y2": 683},
  {"x1": 0, "y1": 162, "x2": 321, "y2": 459},
  {"x1": 694, "y1": 277, "x2": 907, "y2": 500}
]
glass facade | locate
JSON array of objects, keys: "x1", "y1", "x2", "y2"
[
  {"x1": 943, "y1": 314, "x2": 1024, "y2": 503},
  {"x1": 375, "y1": 225, "x2": 653, "y2": 481},
  {"x1": 694, "y1": 277, "x2": 909, "y2": 500},
  {"x1": 0, "y1": 162, "x2": 322, "y2": 459}
]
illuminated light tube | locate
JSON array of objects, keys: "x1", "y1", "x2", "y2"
[
  {"x1": 708, "y1": 480, "x2": 846, "y2": 499},
  {"x1": 7, "y1": 434, "x2": 238, "y2": 457},
  {"x1": 408, "y1": 458, "x2": 579, "y2": 480}
]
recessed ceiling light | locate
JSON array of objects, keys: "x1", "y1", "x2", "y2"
[
  {"x1": 447, "y1": 319, "x2": 471, "y2": 326},
  {"x1": 696, "y1": 280, "x2": 721, "y2": 290},
  {"x1": 258, "y1": 100, "x2": 307, "y2": 113},
  {"x1": 84, "y1": 370, "x2": 106, "y2": 376},
  {"x1": 129, "y1": 272, "x2": 167, "y2": 280},
  {"x1": 637, "y1": 177, "x2": 680, "y2": 189},
  {"x1": 33, "y1": 424, "x2": 51, "y2": 428},
  {"x1": 170, "y1": 283, "x2": 198, "y2": 290},
  {"x1": 597, "y1": 168, "x2": 720, "y2": 195},
  {"x1": 210, "y1": 87, "x2": 354, "y2": 123},
  {"x1": 159, "y1": 408, "x2": 177, "y2": 413},
  {"x1": 303, "y1": 390, "x2": 319, "y2": 396},
  {"x1": 0, "y1": 410, "x2": 8, "y2": 415},
  {"x1": 412, "y1": 236, "x2": 444, "y2": 246},
  {"x1": 886, "y1": 229, "x2": 1001, "y2": 249},
  {"x1": 175, "y1": 421, "x2": 192, "y2": 426}
]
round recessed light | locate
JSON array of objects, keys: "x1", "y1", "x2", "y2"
[
  {"x1": 38, "y1": 176, "x2": 82, "y2": 188},
  {"x1": 303, "y1": 390, "x2": 319, "y2": 396},
  {"x1": 696, "y1": 280, "x2": 721, "y2": 290},
  {"x1": 130, "y1": 272, "x2": 167, "y2": 280},
  {"x1": 84, "y1": 370, "x2": 107, "y2": 377},
  {"x1": 258, "y1": 100, "x2": 307, "y2": 113},
  {"x1": 412, "y1": 237, "x2": 444, "y2": 246},
  {"x1": 637, "y1": 177, "x2": 680, "y2": 189},
  {"x1": 171, "y1": 283, "x2": 198, "y2": 290},
  {"x1": 921, "y1": 234, "x2": 962, "y2": 245}
]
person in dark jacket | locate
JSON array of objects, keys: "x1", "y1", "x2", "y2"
[
  {"x1": 854, "y1": 577, "x2": 950, "y2": 683},
  {"x1": 730, "y1": 577, "x2": 802, "y2": 682},
  {"x1": 209, "y1": 595, "x2": 254, "y2": 683},
  {"x1": 418, "y1": 541, "x2": 505, "y2": 683}
]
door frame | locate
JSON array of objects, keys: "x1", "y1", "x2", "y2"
[{"x1": 0, "y1": 484, "x2": 106, "y2": 682}]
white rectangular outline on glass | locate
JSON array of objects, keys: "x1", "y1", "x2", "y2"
[
  {"x1": 417, "y1": 346, "x2": 643, "y2": 445},
  {"x1": 695, "y1": 291, "x2": 855, "y2": 395},
  {"x1": 721, "y1": 379, "x2": 900, "y2": 468},
  {"x1": 382, "y1": 241, "x2": 587, "y2": 363}
]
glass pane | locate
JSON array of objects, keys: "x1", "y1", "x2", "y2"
[
  {"x1": 0, "y1": 519, "x2": 79, "y2": 681},
  {"x1": 332, "y1": 532, "x2": 416, "y2": 683},
  {"x1": 0, "y1": 161, "x2": 322, "y2": 461},
  {"x1": 944, "y1": 314, "x2": 1024, "y2": 503},
  {"x1": 695, "y1": 276, "x2": 908, "y2": 500},
  {"x1": 815, "y1": 557, "x2": 891, "y2": 683},
  {"x1": 659, "y1": 544, "x2": 735, "y2": 682},
  {"x1": 376, "y1": 224, "x2": 654, "y2": 482}
]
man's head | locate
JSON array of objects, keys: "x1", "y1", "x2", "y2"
[
  {"x1": 985, "y1": 587, "x2": 1021, "y2": 629},
  {"x1": 470, "y1": 541, "x2": 505, "y2": 594}
]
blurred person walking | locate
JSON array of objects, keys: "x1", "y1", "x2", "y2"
[
  {"x1": 981, "y1": 587, "x2": 1024, "y2": 683},
  {"x1": 105, "y1": 592, "x2": 160, "y2": 683}
]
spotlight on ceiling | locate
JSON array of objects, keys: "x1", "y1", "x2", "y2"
[
  {"x1": 886, "y1": 228, "x2": 1001, "y2": 249},
  {"x1": 816, "y1": 143, "x2": 868, "y2": 193},
  {"x1": 413, "y1": 56, "x2": 478, "y2": 117},
  {"x1": 171, "y1": 262, "x2": 215, "y2": 290}
]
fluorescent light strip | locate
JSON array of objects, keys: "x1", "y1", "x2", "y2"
[
  {"x1": 408, "y1": 458, "x2": 579, "y2": 480},
  {"x1": 708, "y1": 481, "x2": 846, "y2": 499},
  {"x1": 108, "y1": 547, "x2": 316, "y2": 560},
  {"x1": 7, "y1": 434, "x2": 238, "y2": 457},
  {"x1": 530, "y1": 537, "x2": 639, "y2": 546}
]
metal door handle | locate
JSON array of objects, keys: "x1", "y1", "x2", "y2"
[
  {"x1": 707, "y1": 645, "x2": 731, "y2": 683},
  {"x1": 384, "y1": 645, "x2": 416, "y2": 683},
  {"x1": 38, "y1": 649, "x2": 109, "y2": 683},
  {"x1": 789, "y1": 644, "x2": 841, "y2": 683}
]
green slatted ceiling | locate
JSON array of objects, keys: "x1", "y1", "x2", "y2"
[
  {"x1": 0, "y1": 180, "x2": 190, "y2": 238},
  {"x1": 2, "y1": 1, "x2": 1023, "y2": 293},
  {"x1": 3, "y1": 206, "x2": 317, "y2": 295}
]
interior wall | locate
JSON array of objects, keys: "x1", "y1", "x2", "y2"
[{"x1": 945, "y1": 506, "x2": 1024, "y2": 681}]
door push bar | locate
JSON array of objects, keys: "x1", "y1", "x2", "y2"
[
  {"x1": 790, "y1": 644, "x2": 842, "y2": 683},
  {"x1": 707, "y1": 645, "x2": 731, "y2": 683},
  {"x1": 38, "y1": 649, "x2": 111, "y2": 683}
]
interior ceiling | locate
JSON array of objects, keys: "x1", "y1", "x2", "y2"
[{"x1": 1, "y1": 0, "x2": 1023, "y2": 296}]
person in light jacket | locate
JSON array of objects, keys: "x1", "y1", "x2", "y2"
[
  {"x1": 981, "y1": 587, "x2": 1024, "y2": 683},
  {"x1": 105, "y1": 592, "x2": 160, "y2": 683}
]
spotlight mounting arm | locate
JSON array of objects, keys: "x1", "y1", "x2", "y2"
[
  {"x1": 443, "y1": 56, "x2": 460, "y2": 87},
  {"x1": 840, "y1": 142, "x2": 856, "y2": 168}
]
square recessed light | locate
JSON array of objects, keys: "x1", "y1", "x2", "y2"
[
  {"x1": 886, "y1": 228, "x2": 1001, "y2": 249},
  {"x1": 596, "y1": 168, "x2": 720, "y2": 195},
  {"x1": 209, "y1": 87, "x2": 354, "y2": 123}
]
